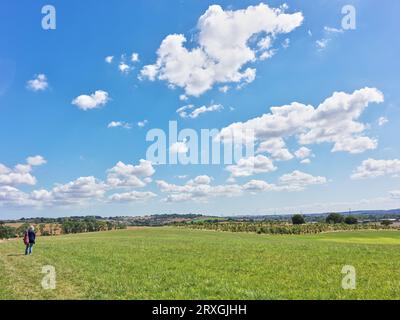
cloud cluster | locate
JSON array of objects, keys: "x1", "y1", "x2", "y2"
[
  {"x1": 219, "y1": 87, "x2": 384, "y2": 155},
  {"x1": 0, "y1": 158, "x2": 156, "y2": 208},
  {"x1": 105, "y1": 52, "x2": 140, "y2": 74},
  {"x1": 351, "y1": 158, "x2": 400, "y2": 180},
  {"x1": 140, "y1": 3, "x2": 303, "y2": 96},
  {"x1": 157, "y1": 170, "x2": 327, "y2": 202},
  {"x1": 0, "y1": 156, "x2": 46, "y2": 186}
]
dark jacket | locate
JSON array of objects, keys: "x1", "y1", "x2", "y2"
[{"x1": 28, "y1": 230, "x2": 36, "y2": 244}]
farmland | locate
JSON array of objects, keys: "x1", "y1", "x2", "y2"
[{"x1": 1, "y1": 227, "x2": 400, "y2": 300}]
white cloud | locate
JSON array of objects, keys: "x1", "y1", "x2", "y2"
[
  {"x1": 179, "y1": 94, "x2": 188, "y2": 101},
  {"x1": 119, "y1": 62, "x2": 131, "y2": 74},
  {"x1": 300, "y1": 158, "x2": 311, "y2": 165},
  {"x1": 27, "y1": 74, "x2": 48, "y2": 91},
  {"x1": 157, "y1": 170, "x2": 327, "y2": 202},
  {"x1": 351, "y1": 159, "x2": 400, "y2": 180},
  {"x1": 378, "y1": 117, "x2": 388, "y2": 126},
  {"x1": 226, "y1": 155, "x2": 276, "y2": 178},
  {"x1": 0, "y1": 156, "x2": 46, "y2": 186},
  {"x1": 105, "y1": 56, "x2": 114, "y2": 63},
  {"x1": 51, "y1": 176, "x2": 107, "y2": 204},
  {"x1": 316, "y1": 26, "x2": 344, "y2": 50},
  {"x1": 242, "y1": 179, "x2": 275, "y2": 192},
  {"x1": 295, "y1": 147, "x2": 312, "y2": 159},
  {"x1": 170, "y1": 141, "x2": 189, "y2": 154},
  {"x1": 72, "y1": 90, "x2": 110, "y2": 110},
  {"x1": 177, "y1": 103, "x2": 223, "y2": 119},
  {"x1": 157, "y1": 175, "x2": 242, "y2": 202},
  {"x1": 278, "y1": 170, "x2": 327, "y2": 191},
  {"x1": 137, "y1": 120, "x2": 148, "y2": 128},
  {"x1": 109, "y1": 190, "x2": 156, "y2": 202},
  {"x1": 257, "y1": 138, "x2": 293, "y2": 161},
  {"x1": 26, "y1": 155, "x2": 47, "y2": 166},
  {"x1": 131, "y1": 52, "x2": 140, "y2": 62},
  {"x1": 108, "y1": 121, "x2": 132, "y2": 129},
  {"x1": 106, "y1": 160, "x2": 155, "y2": 188},
  {"x1": 140, "y1": 3, "x2": 303, "y2": 96},
  {"x1": 219, "y1": 87, "x2": 384, "y2": 155}
]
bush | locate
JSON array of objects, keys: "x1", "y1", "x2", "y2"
[
  {"x1": 0, "y1": 226, "x2": 17, "y2": 239},
  {"x1": 381, "y1": 220, "x2": 393, "y2": 226},
  {"x1": 292, "y1": 214, "x2": 305, "y2": 225},
  {"x1": 344, "y1": 216, "x2": 358, "y2": 225},
  {"x1": 326, "y1": 213, "x2": 344, "y2": 224}
]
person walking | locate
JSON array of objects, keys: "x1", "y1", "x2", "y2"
[{"x1": 24, "y1": 226, "x2": 36, "y2": 255}]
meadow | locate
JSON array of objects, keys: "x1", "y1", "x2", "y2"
[{"x1": 1, "y1": 227, "x2": 400, "y2": 300}]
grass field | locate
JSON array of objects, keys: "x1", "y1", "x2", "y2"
[{"x1": 1, "y1": 227, "x2": 400, "y2": 300}]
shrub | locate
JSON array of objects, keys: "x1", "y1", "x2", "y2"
[
  {"x1": 381, "y1": 220, "x2": 393, "y2": 226},
  {"x1": 0, "y1": 226, "x2": 17, "y2": 239}
]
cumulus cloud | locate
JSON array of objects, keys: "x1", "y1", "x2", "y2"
[
  {"x1": 50, "y1": 176, "x2": 107, "y2": 204},
  {"x1": 226, "y1": 155, "x2": 276, "y2": 178},
  {"x1": 157, "y1": 170, "x2": 327, "y2": 202},
  {"x1": 109, "y1": 190, "x2": 156, "y2": 202},
  {"x1": 27, "y1": 74, "x2": 48, "y2": 91},
  {"x1": 0, "y1": 158, "x2": 158, "y2": 208},
  {"x1": 140, "y1": 3, "x2": 303, "y2": 96},
  {"x1": 295, "y1": 147, "x2": 312, "y2": 159},
  {"x1": 106, "y1": 160, "x2": 155, "y2": 188},
  {"x1": 351, "y1": 159, "x2": 400, "y2": 180},
  {"x1": 257, "y1": 138, "x2": 293, "y2": 161},
  {"x1": 72, "y1": 90, "x2": 110, "y2": 110},
  {"x1": 108, "y1": 121, "x2": 132, "y2": 129},
  {"x1": 157, "y1": 175, "x2": 242, "y2": 202},
  {"x1": 26, "y1": 155, "x2": 47, "y2": 166},
  {"x1": 0, "y1": 156, "x2": 46, "y2": 186},
  {"x1": 278, "y1": 170, "x2": 327, "y2": 191},
  {"x1": 170, "y1": 141, "x2": 189, "y2": 154},
  {"x1": 219, "y1": 87, "x2": 384, "y2": 155},
  {"x1": 177, "y1": 103, "x2": 223, "y2": 119}
]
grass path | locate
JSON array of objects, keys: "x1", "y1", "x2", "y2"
[{"x1": 1, "y1": 228, "x2": 400, "y2": 299}]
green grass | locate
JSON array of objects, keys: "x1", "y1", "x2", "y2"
[{"x1": 1, "y1": 228, "x2": 400, "y2": 299}]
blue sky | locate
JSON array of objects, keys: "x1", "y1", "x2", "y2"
[{"x1": 1, "y1": 0, "x2": 399, "y2": 219}]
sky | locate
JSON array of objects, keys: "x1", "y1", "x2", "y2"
[{"x1": 0, "y1": 0, "x2": 399, "y2": 219}]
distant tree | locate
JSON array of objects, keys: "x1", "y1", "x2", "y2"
[
  {"x1": 292, "y1": 214, "x2": 306, "y2": 225},
  {"x1": 381, "y1": 220, "x2": 393, "y2": 227},
  {"x1": 344, "y1": 216, "x2": 358, "y2": 225},
  {"x1": 326, "y1": 213, "x2": 344, "y2": 224}
]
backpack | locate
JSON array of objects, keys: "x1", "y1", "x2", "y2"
[{"x1": 23, "y1": 232, "x2": 29, "y2": 245}]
